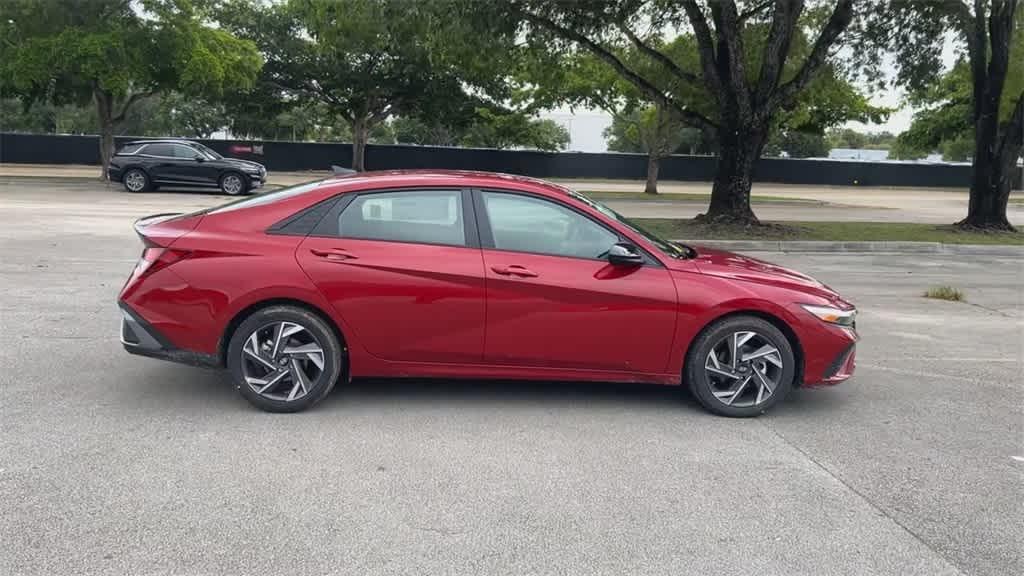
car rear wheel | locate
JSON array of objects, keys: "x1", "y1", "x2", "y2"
[
  {"x1": 685, "y1": 315, "x2": 796, "y2": 417},
  {"x1": 219, "y1": 172, "x2": 248, "y2": 195},
  {"x1": 123, "y1": 169, "x2": 150, "y2": 193},
  {"x1": 227, "y1": 306, "x2": 343, "y2": 413}
]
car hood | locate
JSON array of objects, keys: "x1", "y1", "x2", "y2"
[
  {"x1": 218, "y1": 158, "x2": 265, "y2": 172},
  {"x1": 691, "y1": 246, "x2": 843, "y2": 302}
]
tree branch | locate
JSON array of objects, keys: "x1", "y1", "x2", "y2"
[
  {"x1": 739, "y1": 0, "x2": 775, "y2": 22},
  {"x1": 521, "y1": 10, "x2": 717, "y2": 132},
  {"x1": 709, "y1": 0, "x2": 750, "y2": 116},
  {"x1": 112, "y1": 91, "x2": 155, "y2": 124},
  {"x1": 679, "y1": 0, "x2": 723, "y2": 97},
  {"x1": 772, "y1": 0, "x2": 854, "y2": 109},
  {"x1": 616, "y1": 23, "x2": 701, "y2": 85},
  {"x1": 755, "y1": 0, "x2": 804, "y2": 103}
]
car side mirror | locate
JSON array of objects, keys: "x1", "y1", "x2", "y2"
[
  {"x1": 194, "y1": 156, "x2": 205, "y2": 162},
  {"x1": 607, "y1": 242, "x2": 644, "y2": 266}
]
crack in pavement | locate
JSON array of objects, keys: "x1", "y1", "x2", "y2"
[{"x1": 759, "y1": 420, "x2": 968, "y2": 576}]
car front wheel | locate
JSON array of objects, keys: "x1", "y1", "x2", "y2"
[
  {"x1": 685, "y1": 315, "x2": 796, "y2": 417},
  {"x1": 219, "y1": 172, "x2": 248, "y2": 195},
  {"x1": 227, "y1": 306, "x2": 344, "y2": 413}
]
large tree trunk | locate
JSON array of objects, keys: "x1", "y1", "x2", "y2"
[
  {"x1": 644, "y1": 154, "x2": 660, "y2": 195},
  {"x1": 94, "y1": 90, "x2": 115, "y2": 181},
  {"x1": 701, "y1": 125, "x2": 766, "y2": 224},
  {"x1": 351, "y1": 117, "x2": 369, "y2": 172},
  {"x1": 962, "y1": 92, "x2": 1024, "y2": 230},
  {"x1": 958, "y1": 0, "x2": 1018, "y2": 230}
]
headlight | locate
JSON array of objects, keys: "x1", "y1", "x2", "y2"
[{"x1": 801, "y1": 304, "x2": 857, "y2": 326}]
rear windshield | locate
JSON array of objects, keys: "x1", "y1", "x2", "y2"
[{"x1": 204, "y1": 181, "x2": 326, "y2": 215}]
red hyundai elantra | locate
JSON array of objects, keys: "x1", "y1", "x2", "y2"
[{"x1": 119, "y1": 170, "x2": 857, "y2": 416}]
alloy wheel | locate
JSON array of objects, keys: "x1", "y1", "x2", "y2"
[
  {"x1": 704, "y1": 331, "x2": 784, "y2": 408},
  {"x1": 222, "y1": 174, "x2": 243, "y2": 195},
  {"x1": 241, "y1": 321, "x2": 325, "y2": 402},
  {"x1": 125, "y1": 171, "x2": 146, "y2": 192}
]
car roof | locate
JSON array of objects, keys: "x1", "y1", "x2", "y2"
[
  {"x1": 316, "y1": 169, "x2": 573, "y2": 198},
  {"x1": 124, "y1": 139, "x2": 200, "y2": 146}
]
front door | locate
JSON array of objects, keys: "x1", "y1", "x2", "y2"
[
  {"x1": 476, "y1": 190, "x2": 677, "y2": 373},
  {"x1": 297, "y1": 188, "x2": 486, "y2": 364}
]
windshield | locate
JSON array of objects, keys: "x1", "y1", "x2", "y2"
[
  {"x1": 568, "y1": 190, "x2": 694, "y2": 259},
  {"x1": 193, "y1": 143, "x2": 223, "y2": 160}
]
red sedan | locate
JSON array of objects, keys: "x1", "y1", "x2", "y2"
[{"x1": 119, "y1": 171, "x2": 857, "y2": 417}]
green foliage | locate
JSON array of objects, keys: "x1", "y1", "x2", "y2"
[
  {"x1": 923, "y1": 286, "x2": 965, "y2": 302},
  {"x1": 764, "y1": 130, "x2": 829, "y2": 158},
  {"x1": 391, "y1": 106, "x2": 570, "y2": 151},
  {"x1": 604, "y1": 106, "x2": 712, "y2": 156}
]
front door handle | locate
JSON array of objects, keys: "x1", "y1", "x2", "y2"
[
  {"x1": 491, "y1": 265, "x2": 538, "y2": 278},
  {"x1": 310, "y1": 248, "x2": 358, "y2": 261}
]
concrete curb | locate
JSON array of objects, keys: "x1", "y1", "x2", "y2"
[{"x1": 676, "y1": 239, "x2": 1024, "y2": 256}]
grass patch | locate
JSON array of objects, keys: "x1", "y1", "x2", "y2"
[
  {"x1": 580, "y1": 191, "x2": 822, "y2": 204},
  {"x1": 923, "y1": 286, "x2": 965, "y2": 302},
  {"x1": 634, "y1": 219, "x2": 1024, "y2": 245}
]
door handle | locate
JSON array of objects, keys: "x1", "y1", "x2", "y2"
[
  {"x1": 491, "y1": 265, "x2": 538, "y2": 278},
  {"x1": 310, "y1": 248, "x2": 358, "y2": 261}
]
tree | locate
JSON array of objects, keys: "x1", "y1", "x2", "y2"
[
  {"x1": 471, "y1": 0, "x2": 862, "y2": 224},
  {"x1": 0, "y1": 0, "x2": 261, "y2": 178},
  {"x1": 604, "y1": 104, "x2": 693, "y2": 193},
  {"x1": 392, "y1": 108, "x2": 570, "y2": 151},
  {"x1": 862, "y1": 1, "x2": 1023, "y2": 230},
  {"x1": 217, "y1": 0, "x2": 507, "y2": 171}
]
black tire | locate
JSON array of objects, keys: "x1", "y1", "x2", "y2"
[
  {"x1": 122, "y1": 168, "x2": 150, "y2": 193},
  {"x1": 227, "y1": 306, "x2": 344, "y2": 413},
  {"x1": 684, "y1": 315, "x2": 796, "y2": 418},
  {"x1": 219, "y1": 171, "x2": 249, "y2": 195}
]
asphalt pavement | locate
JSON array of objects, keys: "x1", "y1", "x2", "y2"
[{"x1": 1, "y1": 179, "x2": 1022, "y2": 576}]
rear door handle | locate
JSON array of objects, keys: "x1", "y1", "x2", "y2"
[
  {"x1": 310, "y1": 248, "x2": 358, "y2": 261},
  {"x1": 491, "y1": 265, "x2": 538, "y2": 278}
]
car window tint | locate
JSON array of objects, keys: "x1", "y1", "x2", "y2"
[
  {"x1": 118, "y1": 143, "x2": 145, "y2": 155},
  {"x1": 172, "y1": 145, "x2": 200, "y2": 159},
  {"x1": 338, "y1": 190, "x2": 465, "y2": 247},
  {"x1": 143, "y1": 143, "x2": 174, "y2": 157},
  {"x1": 482, "y1": 191, "x2": 617, "y2": 259}
]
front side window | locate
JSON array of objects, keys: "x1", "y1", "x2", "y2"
[
  {"x1": 172, "y1": 145, "x2": 201, "y2": 159},
  {"x1": 338, "y1": 190, "x2": 465, "y2": 247},
  {"x1": 142, "y1": 143, "x2": 173, "y2": 157},
  {"x1": 481, "y1": 192, "x2": 617, "y2": 259}
]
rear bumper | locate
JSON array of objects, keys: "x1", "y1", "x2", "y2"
[{"x1": 119, "y1": 302, "x2": 219, "y2": 368}]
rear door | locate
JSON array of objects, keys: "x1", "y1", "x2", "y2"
[
  {"x1": 475, "y1": 189, "x2": 677, "y2": 374},
  {"x1": 138, "y1": 143, "x2": 177, "y2": 183},
  {"x1": 297, "y1": 188, "x2": 487, "y2": 364}
]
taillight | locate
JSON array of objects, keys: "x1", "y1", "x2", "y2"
[{"x1": 134, "y1": 247, "x2": 190, "y2": 279}]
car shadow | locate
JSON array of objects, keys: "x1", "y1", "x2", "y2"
[
  {"x1": 128, "y1": 365, "x2": 846, "y2": 417},
  {"x1": 323, "y1": 377, "x2": 700, "y2": 413}
]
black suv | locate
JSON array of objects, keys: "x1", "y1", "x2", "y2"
[{"x1": 109, "y1": 139, "x2": 267, "y2": 195}]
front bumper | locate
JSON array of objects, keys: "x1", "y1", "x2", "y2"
[{"x1": 119, "y1": 302, "x2": 219, "y2": 368}]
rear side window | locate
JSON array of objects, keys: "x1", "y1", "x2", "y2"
[
  {"x1": 337, "y1": 190, "x2": 465, "y2": 247},
  {"x1": 117, "y1": 143, "x2": 145, "y2": 155}
]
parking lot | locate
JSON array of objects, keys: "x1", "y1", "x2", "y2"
[{"x1": 1, "y1": 179, "x2": 1021, "y2": 576}]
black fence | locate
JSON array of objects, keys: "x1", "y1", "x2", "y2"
[{"x1": 1, "y1": 132, "x2": 1020, "y2": 189}]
